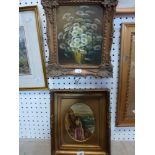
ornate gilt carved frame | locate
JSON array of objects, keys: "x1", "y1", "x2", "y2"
[{"x1": 42, "y1": 0, "x2": 118, "y2": 77}]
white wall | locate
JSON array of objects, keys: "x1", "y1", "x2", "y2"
[{"x1": 117, "y1": 0, "x2": 135, "y2": 8}]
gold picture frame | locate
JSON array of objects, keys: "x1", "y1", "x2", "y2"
[
  {"x1": 19, "y1": 6, "x2": 48, "y2": 90},
  {"x1": 116, "y1": 23, "x2": 135, "y2": 126},
  {"x1": 51, "y1": 90, "x2": 110, "y2": 155},
  {"x1": 41, "y1": 0, "x2": 118, "y2": 77}
]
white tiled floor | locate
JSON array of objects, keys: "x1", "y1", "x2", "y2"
[
  {"x1": 19, "y1": 139, "x2": 51, "y2": 155},
  {"x1": 19, "y1": 139, "x2": 135, "y2": 155}
]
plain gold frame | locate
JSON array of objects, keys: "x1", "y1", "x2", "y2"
[
  {"x1": 116, "y1": 23, "x2": 135, "y2": 127},
  {"x1": 19, "y1": 6, "x2": 48, "y2": 91},
  {"x1": 51, "y1": 90, "x2": 110, "y2": 155}
]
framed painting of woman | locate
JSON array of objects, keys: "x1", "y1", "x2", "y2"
[{"x1": 51, "y1": 90, "x2": 110, "y2": 155}]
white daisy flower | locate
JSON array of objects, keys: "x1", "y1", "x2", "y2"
[
  {"x1": 94, "y1": 45, "x2": 101, "y2": 50},
  {"x1": 75, "y1": 18, "x2": 84, "y2": 22},
  {"x1": 64, "y1": 22, "x2": 72, "y2": 28},
  {"x1": 85, "y1": 10, "x2": 95, "y2": 14},
  {"x1": 73, "y1": 26, "x2": 83, "y2": 35},
  {"x1": 81, "y1": 33, "x2": 87, "y2": 38},
  {"x1": 81, "y1": 25, "x2": 87, "y2": 31},
  {"x1": 59, "y1": 43, "x2": 66, "y2": 49},
  {"x1": 85, "y1": 23, "x2": 91, "y2": 27},
  {"x1": 58, "y1": 32, "x2": 63, "y2": 40},
  {"x1": 91, "y1": 24, "x2": 98, "y2": 30},
  {"x1": 71, "y1": 30, "x2": 78, "y2": 37},
  {"x1": 76, "y1": 10, "x2": 84, "y2": 16},
  {"x1": 74, "y1": 42, "x2": 81, "y2": 48},
  {"x1": 64, "y1": 26, "x2": 71, "y2": 32},
  {"x1": 73, "y1": 38, "x2": 81, "y2": 43},
  {"x1": 82, "y1": 13, "x2": 89, "y2": 17},
  {"x1": 87, "y1": 35, "x2": 92, "y2": 43},
  {"x1": 85, "y1": 19, "x2": 91, "y2": 23},
  {"x1": 81, "y1": 38, "x2": 88, "y2": 45},
  {"x1": 79, "y1": 6, "x2": 90, "y2": 9},
  {"x1": 86, "y1": 32, "x2": 92, "y2": 35},
  {"x1": 71, "y1": 47, "x2": 77, "y2": 52},
  {"x1": 80, "y1": 49, "x2": 87, "y2": 54},
  {"x1": 73, "y1": 23, "x2": 80, "y2": 27},
  {"x1": 94, "y1": 18, "x2": 101, "y2": 24},
  {"x1": 62, "y1": 13, "x2": 71, "y2": 20},
  {"x1": 66, "y1": 16, "x2": 74, "y2": 22},
  {"x1": 70, "y1": 42, "x2": 75, "y2": 48},
  {"x1": 96, "y1": 35, "x2": 103, "y2": 41}
]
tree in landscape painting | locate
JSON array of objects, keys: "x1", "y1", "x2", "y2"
[{"x1": 19, "y1": 26, "x2": 31, "y2": 75}]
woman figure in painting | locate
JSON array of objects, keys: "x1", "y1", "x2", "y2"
[
  {"x1": 74, "y1": 116, "x2": 85, "y2": 141},
  {"x1": 65, "y1": 109, "x2": 76, "y2": 137}
]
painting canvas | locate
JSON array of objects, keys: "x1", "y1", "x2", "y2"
[
  {"x1": 56, "y1": 5, "x2": 103, "y2": 65},
  {"x1": 19, "y1": 26, "x2": 31, "y2": 75},
  {"x1": 65, "y1": 103, "x2": 95, "y2": 142}
]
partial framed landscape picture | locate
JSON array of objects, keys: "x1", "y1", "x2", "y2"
[
  {"x1": 42, "y1": 0, "x2": 118, "y2": 77},
  {"x1": 19, "y1": 6, "x2": 48, "y2": 90},
  {"x1": 116, "y1": 23, "x2": 135, "y2": 126},
  {"x1": 51, "y1": 90, "x2": 110, "y2": 155}
]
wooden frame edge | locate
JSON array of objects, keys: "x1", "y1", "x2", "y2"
[{"x1": 116, "y1": 7, "x2": 135, "y2": 14}]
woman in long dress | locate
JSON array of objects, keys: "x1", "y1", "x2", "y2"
[{"x1": 74, "y1": 117, "x2": 85, "y2": 141}]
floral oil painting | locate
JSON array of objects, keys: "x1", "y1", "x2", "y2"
[
  {"x1": 19, "y1": 26, "x2": 31, "y2": 75},
  {"x1": 56, "y1": 6, "x2": 103, "y2": 65},
  {"x1": 65, "y1": 103, "x2": 95, "y2": 142}
]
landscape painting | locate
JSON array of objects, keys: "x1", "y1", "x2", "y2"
[
  {"x1": 19, "y1": 26, "x2": 31, "y2": 75},
  {"x1": 65, "y1": 103, "x2": 95, "y2": 142},
  {"x1": 56, "y1": 5, "x2": 103, "y2": 65}
]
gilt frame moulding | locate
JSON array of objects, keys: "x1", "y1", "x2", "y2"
[
  {"x1": 41, "y1": 0, "x2": 118, "y2": 77},
  {"x1": 116, "y1": 23, "x2": 135, "y2": 127},
  {"x1": 19, "y1": 6, "x2": 48, "y2": 90},
  {"x1": 50, "y1": 89, "x2": 110, "y2": 155}
]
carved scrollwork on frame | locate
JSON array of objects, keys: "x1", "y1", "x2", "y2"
[
  {"x1": 50, "y1": 114, "x2": 55, "y2": 145},
  {"x1": 42, "y1": 0, "x2": 118, "y2": 77},
  {"x1": 41, "y1": 0, "x2": 59, "y2": 24}
]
